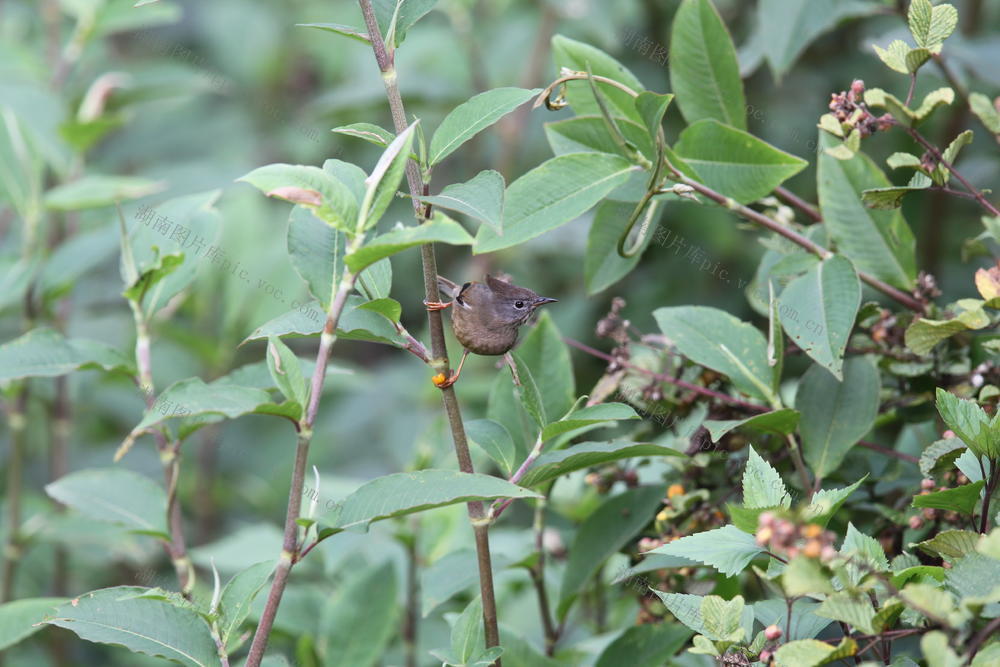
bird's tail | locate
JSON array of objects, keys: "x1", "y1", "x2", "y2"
[{"x1": 436, "y1": 275, "x2": 461, "y2": 298}]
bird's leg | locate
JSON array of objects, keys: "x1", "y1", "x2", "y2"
[
  {"x1": 423, "y1": 299, "x2": 452, "y2": 311},
  {"x1": 433, "y1": 349, "x2": 469, "y2": 388},
  {"x1": 503, "y1": 352, "x2": 521, "y2": 387}
]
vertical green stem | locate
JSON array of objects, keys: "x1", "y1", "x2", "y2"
[{"x1": 1, "y1": 388, "x2": 27, "y2": 603}]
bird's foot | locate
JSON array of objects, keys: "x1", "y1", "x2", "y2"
[{"x1": 423, "y1": 299, "x2": 452, "y2": 311}]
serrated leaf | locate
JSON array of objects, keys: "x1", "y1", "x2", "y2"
[
  {"x1": 970, "y1": 92, "x2": 1000, "y2": 134},
  {"x1": 674, "y1": 120, "x2": 807, "y2": 205},
  {"x1": 914, "y1": 529, "x2": 981, "y2": 561},
  {"x1": 874, "y1": 39, "x2": 911, "y2": 74},
  {"x1": 919, "y1": 437, "x2": 967, "y2": 477},
  {"x1": 802, "y1": 476, "x2": 868, "y2": 527},
  {"x1": 932, "y1": 128, "x2": 971, "y2": 184},
  {"x1": 647, "y1": 525, "x2": 765, "y2": 577},
  {"x1": 774, "y1": 637, "x2": 857, "y2": 667},
  {"x1": 908, "y1": 0, "x2": 958, "y2": 51},
  {"x1": 44, "y1": 587, "x2": 218, "y2": 666},
  {"x1": 475, "y1": 152, "x2": 636, "y2": 253},
  {"x1": 935, "y1": 388, "x2": 998, "y2": 458},
  {"x1": 905, "y1": 46, "x2": 932, "y2": 73},
  {"x1": 669, "y1": 0, "x2": 746, "y2": 129},
  {"x1": 905, "y1": 316, "x2": 972, "y2": 355},
  {"x1": 429, "y1": 88, "x2": 537, "y2": 165},
  {"x1": 742, "y1": 446, "x2": 791, "y2": 509},
  {"x1": 815, "y1": 592, "x2": 876, "y2": 634}
]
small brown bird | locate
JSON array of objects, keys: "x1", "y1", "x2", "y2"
[{"x1": 425, "y1": 275, "x2": 558, "y2": 388}]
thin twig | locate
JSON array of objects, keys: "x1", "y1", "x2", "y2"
[
  {"x1": 903, "y1": 125, "x2": 1000, "y2": 218},
  {"x1": 357, "y1": 0, "x2": 501, "y2": 659},
  {"x1": 774, "y1": 186, "x2": 822, "y2": 223}
]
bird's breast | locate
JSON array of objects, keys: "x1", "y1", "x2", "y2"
[{"x1": 452, "y1": 306, "x2": 519, "y2": 355}]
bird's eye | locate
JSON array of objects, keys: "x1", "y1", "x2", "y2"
[{"x1": 514, "y1": 300, "x2": 525, "y2": 309}]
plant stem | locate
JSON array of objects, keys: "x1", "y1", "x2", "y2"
[
  {"x1": 245, "y1": 270, "x2": 358, "y2": 667},
  {"x1": 357, "y1": 0, "x2": 502, "y2": 659},
  {"x1": 774, "y1": 186, "x2": 822, "y2": 223},
  {"x1": 903, "y1": 125, "x2": 1000, "y2": 218},
  {"x1": 979, "y1": 458, "x2": 998, "y2": 534},
  {"x1": 529, "y1": 497, "x2": 558, "y2": 655},
  {"x1": 1, "y1": 388, "x2": 27, "y2": 603}
]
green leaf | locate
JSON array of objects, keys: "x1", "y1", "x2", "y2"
[
  {"x1": 518, "y1": 441, "x2": 684, "y2": 488},
  {"x1": 287, "y1": 205, "x2": 344, "y2": 310},
  {"x1": 874, "y1": 39, "x2": 912, "y2": 75},
  {"x1": 218, "y1": 561, "x2": 274, "y2": 647},
  {"x1": 861, "y1": 179, "x2": 932, "y2": 210},
  {"x1": 701, "y1": 594, "x2": 747, "y2": 643},
  {"x1": 446, "y1": 597, "x2": 487, "y2": 665},
  {"x1": 585, "y1": 200, "x2": 658, "y2": 294},
  {"x1": 783, "y1": 556, "x2": 836, "y2": 597},
  {"x1": 647, "y1": 525, "x2": 765, "y2": 577},
  {"x1": 297, "y1": 22, "x2": 370, "y2": 44},
  {"x1": 357, "y1": 297, "x2": 402, "y2": 323},
  {"x1": 908, "y1": 0, "x2": 958, "y2": 51},
  {"x1": 674, "y1": 120, "x2": 807, "y2": 205},
  {"x1": 44, "y1": 174, "x2": 165, "y2": 210},
  {"x1": 362, "y1": 120, "x2": 418, "y2": 228},
  {"x1": 774, "y1": 637, "x2": 857, "y2": 667},
  {"x1": 125, "y1": 377, "x2": 270, "y2": 436},
  {"x1": 475, "y1": 152, "x2": 636, "y2": 253},
  {"x1": 815, "y1": 592, "x2": 876, "y2": 634},
  {"x1": 905, "y1": 316, "x2": 973, "y2": 355},
  {"x1": 654, "y1": 306, "x2": 774, "y2": 402},
  {"x1": 266, "y1": 336, "x2": 308, "y2": 409},
  {"x1": 429, "y1": 88, "x2": 537, "y2": 165},
  {"x1": 551, "y1": 35, "x2": 644, "y2": 124},
  {"x1": 45, "y1": 468, "x2": 168, "y2": 539},
  {"x1": 777, "y1": 255, "x2": 860, "y2": 379},
  {"x1": 935, "y1": 388, "x2": 998, "y2": 459},
  {"x1": 514, "y1": 311, "x2": 575, "y2": 428},
  {"x1": 540, "y1": 403, "x2": 638, "y2": 442},
  {"x1": 345, "y1": 213, "x2": 473, "y2": 273},
  {"x1": 932, "y1": 129, "x2": 972, "y2": 185},
  {"x1": 922, "y1": 631, "x2": 962, "y2": 667},
  {"x1": 704, "y1": 408, "x2": 800, "y2": 442},
  {"x1": 669, "y1": 0, "x2": 746, "y2": 129},
  {"x1": 559, "y1": 486, "x2": 665, "y2": 618},
  {"x1": 316, "y1": 560, "x2": 396, "y2": 666},
  {"x1": 318, "y1": 470, "x2": 541, "y2": 532},
  {"x1": 840, "y1": 523, "x2": 889, "y2": 586},
  {"x1": 544, "y1": 116, "x2": 656, "y2": 163},
  {"x1": 970, "y1": 93, "x2": 1000, "y2": 134},
  {"x1": 466, "y1": 419, "x2": 517, "y2": 476},
  {"x1": 914, "y1": 529, "x2": 980, "y2": 561},
  {"x1": 905, "y1": 47, "x2": 933, "y2": 73},
  {"x1": 371, "y1": 0, "x2": 437, "y2": 46},
  {"x1": 759, "y1": 0, "x2": 877, "y2": 79},
  {"x1": 634, "y1": 91, "x2": 674, "y2": 140},
  {"x1": 0, "y1": 327, "x2": 132, "y2": 382},
  {"x1": 594, "y1": 624, "x2": 692, "y2": 667},
  {"x1": 44, "y1": 587, "x2": 218, "y2": 666},
  {"x1": 421, "y1": 550, "x2": 513, "y2": 618},
  {"x1": 238, "y1": 163, "x2": 357, "y2": 231},
  {"x1": 418, "y1": 169, "x2": 504, "y2": 232},
  {"x1": 797, "y1": 356, "x2": 880, "y2": 478},
  {"x1": 509, "y1": 353, "x2": 547, "y2": 427},
  {"x1": 817, "y1": 132, "x2": 916, "y2": 289},
  {"x1": 920, "y1": 437, "x2": 966, "y2": 477},
  {"x1": 742, "y1": 446, "x2": 791, "y2": 509},
  {"x1": 802, "y1": 476, "x2": 868, "y2": 527},
  {"x1": 244, "y1": 295, "x2": 404, "y2": 346},
  {"x1": 332, "y1": 122, "x2": 394, "y2": 147},
  {"x1": 913, "y1": 481, "x2": 985, "y2": 515},
  {"x1": 0, "y1": 598, "x2": 66, "y2": 651},
  {"x1": 356, "y1": 256, "x2": 393, "y2": 300}
]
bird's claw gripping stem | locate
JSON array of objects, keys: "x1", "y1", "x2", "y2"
[{"x1": 423, "y1": 299, "x2": 452, "y2": 311}]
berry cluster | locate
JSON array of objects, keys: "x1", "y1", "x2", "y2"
[
  {"x1": 828, "y1": 79, "x2": 893, "y2": 137},
  {"x1": 755, "y1": 513, "x2": 837, "y2": 561}
]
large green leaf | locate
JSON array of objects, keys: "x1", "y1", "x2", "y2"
[
  {"x1": 519, "y1": 441, "x2": 683, "y2": 488},
  {"x1": 797, "y1": 357, "x2": 880, "y2": 478},
  {"x1": 585, "y1": 199, "x2": 659, "y2": 294},
  {"x1": 44, "y1": 587, "x2": 218, "y2": 666},
  {"x1": 243, "y1": 295, "x2": 405, "y2": 346},
  {"x1": 465, "y1": 419, "x2": 517, "y2": 476},
  {"x1": 218, "y1": 560, "x2": 274, "y2": 648},
  {"x1": 238, "y1": 163, "x2": 357, "y2": 231},
  {"x1": 514, "y1": 312, "x2": 574, "y2": 427},
  {"x1": 417, "y1": 169, "x2": 504, "y2": 233},
  {"x1": 126, "y1": 377, "x2": 271, "y2": 434},
  {"x1": 44, "y1": 174, "x2": 165, "y2": 210},
  {"x1": 287, "y1": 205, "x2": 344, "y2": 310},
  {"x1": 475, "y1": 152, "x2": 637, "y2": 253},
  {"x1": 817, "y1": 132, "x2": 916, "y2": 289},
  {"x1": 777, "y1": 255, "x2": 860, "y2": 380},
  {"x1": 371, "y1": 0, "x2": 437, "y2": 46},
  {"x1": 674, "y1": 120, "x2": 807, "y2": 204},
  {"x1": 318, "y1": 470, "x2": 540, "y2": 532},
  {"x1": 647, "y1": 525, "x2": 765, "y2": 577},
  {"x1": 429, "y1": 88, "x2": 538, "y2": 165},
  {"x1": 669, "y1": 0, "x2": 746, "y2": 129},
  {"x1": 544, "y1": 115, "x2": 656, "y2": 162},
  {"x1": 559, "y1": 486, "x2": 665, "y2": 619},
  {"x1": 45, "y1": 468, "x2": 168, "y2": 539},
  {"x1": 316, "y1": 560, "x2": 396, "y2": 667},
  {"x1": 345, "y1": 213, "x2": 473, "y2": 273},
  {"x1": 551, "y1": 35, "x2": 644, "y2": 124},
  {"x1": 0, "y1": 598, "x2": 66, "y2": 651},
  {"x1": 0, "y1": 327, "x2": 132, "y2": 381},
  {"x1": 594, "y1": 624, "x2": 692, "y2": 667},
  {"x1": 654, "y1": 306, "x2": 774, "y2": 402},
  {"x1": 704, "y1": 409, "x2": 800, "y2": 442},
  {"x1": 756, "y1": 0, "x2": 878, "y2": 80},
  {"x1": 540, "y1": 402, "x2": 638, "y2": 442},
  {"x1": 935, "y1": 388, "x2": 1000, "y2": 459}
]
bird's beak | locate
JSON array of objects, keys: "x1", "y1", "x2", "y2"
[{"x1": 534, "y1": 296, "x2": 558, "y2": 306}]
